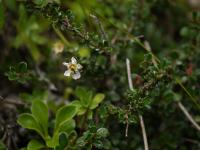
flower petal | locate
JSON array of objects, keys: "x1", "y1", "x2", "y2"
[
  {"x1": 63, "y1": 62, "x2": 70, "y2": 67},
  {"x1": 77, "y1": 64, "x2": 83, "y2": 69},
  {"x1": 72, "y1": 71, "x2": 81, "y2": 80},
  {"x1": 64, "y1": 70, "x2": 71, "y2": 76},
  {"x1": 71, "y1": 57, "x2": 77, "y2": 64}
]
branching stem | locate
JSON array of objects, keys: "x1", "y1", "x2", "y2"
[{"x1": 126, "y1": 58, "x2": 149, "y2": 150}]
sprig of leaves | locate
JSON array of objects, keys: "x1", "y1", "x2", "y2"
[{"x1": 17, "y1": 100, "x2": 77, "y2": 149}]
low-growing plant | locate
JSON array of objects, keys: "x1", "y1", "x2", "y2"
[
  {"x1": 1, "y1": 0, "x2": 200, "y2": 150},
  {"x1": 18, "y1": 100, "x2": 77, "y2": 149}
]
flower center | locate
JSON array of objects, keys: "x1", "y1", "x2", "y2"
[{"x1": 69, "y1": 64, "x2": 77, "y2": 72}]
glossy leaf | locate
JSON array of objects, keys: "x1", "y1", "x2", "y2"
[
  {"x1": 96, "y1": 128, "x2": 109, "y2": 138},
  {"x1": 17, "y1": 62, "x2": 27, "y2": 73},
  {"x1": 90, "y1": 93, "x2": 105, "y2": 109},
  {"x1": 17, "y1": 113, "x2": 43, "y2": 138},
  {"x1": 31, "y1": 100, "x2": 48, "y2": 136},
  {"x1": 55, "y1": 132, "x2": 68, "y2": 150},
  {"x1": 71, "y1": 100, "x2": 86, "y2": 115},
  {"x1": 59, "y1": 119, "x2": 76, "y2": 133},
  {"x1": 55, "y1": 105, "x2": 77, "y2": 129},
  {"x1": 46, "y1": 133, "x2": 59, "y2": 148},
  {"x1": 75, "y1": 87, "x2": 93, "y2": 107},
  {"x1": 27, "y1": 140, "x2": 45, "y2": 150}
]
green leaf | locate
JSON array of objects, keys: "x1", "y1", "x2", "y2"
[
  {"x1": 55, "y1": 132, "x2": 68, "y2": 150},
  {"x1": 17, "y1": 114, "x2": 44, "y2": 138},
  {"x1": 70, "y1": 100, "x2": 82, "y2": 108},
  {"x1": 75, "y1": 87, "x2": 86, "y2": 99},
  {"x1": 46, "y1": 132, "x2": 68, "y2": 149},
  {"x1": 55, "y1": 105, "x2": 77, "y2": 129},
  {"x1": 75, "y1": 87, "x2": 93, "y2": 107},
  {"x1": 33, "y1": 0, "x2": 49, "y2": 7},
  {"x1": 17, "y1": 62, "x2": 27, "y2": 73},
  {"x1": 20, "y1": 90, "x2": 49, "y2": 102},
  {"x1": 93, "y1": 140, "x2": 103, "y2": 149},
  {"x1": 96, "y1": 128, "x2": 109, "y2": 138},
  {"x1": 78, "y1": 47, "x2": 91, "y2": 58},
  {"x1": 27, "y1": 140, "x2": 45, "y2": 150},
  {"x1": 46, "y1": 133, "x2": 59, "y2": 148},
  {"x1": 31, "y1": 100, "x2": 48, "y2": 136},
  {"x1": 27, "y1": 42, "x2": 42, "y2": 63},
  {"x1": 59, "y1": 119, "x2": 76, "y2": 133},
  {"x1": 77, "y1": 106, "x2": 87, "y2": 115},
  {"x1": 71, "y1": 100, "x2": 86, "y2": 115},
  {"x1": 90, "y1": 93, "x2": 105, "y2": 109},
  {"x1": 82, "y1": 90, "x2": 93, "y2": 107},
  {"x1": 87, "y1": 110, "x2": 93, "y2": 119},
  {"x1": 6, "y1": 72, "x2": 17, "y2": 81},
  {"x1": 76, "y1": 137, "x2": 86, "y2": 147}
]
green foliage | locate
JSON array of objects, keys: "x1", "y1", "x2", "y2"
[
  {"x1": 31, "y1": 100, "x2": 49, "y2": 136},
  {"x1": 1, "y1": 0, "x2": 200, "y2": 149},
  {"x1": 0, "y1": 141, "x2": 6, "y2": 150},
  {"x1": 55, "y1": 133, "x2": 68, "y2": 150},
  {"x1": 55, "y1": 105, "x2": 76, "y2": 129},
  {"x1": 20, "y1": 90, "x2": 49, "y2": 103},
  {"x1": 72, "y1": 87, "x2": 105, "y2": 119},
  {"x1": 96, "y1": 128, "x2": 109, "y2": 138},
  {"x1": 18, "y1": 113, "x2": 45, "y2": 140},
  {"x1": 76, "y1": 126, "x2": 110, "y2": 150},
  {"x1": 27, "y1": 140, "x2": 45, "y2": 150},
  {"x1": 18, "y1": 100, "x2": 77, "y2": 149},
  {"x1": 14, "y1": 4, "x2": 48, "y2": 62},
  {"x1": 90, "y1": 94, "x2": 105, "y2": 109},
  {"x1": 5, "y1": 62, "x2": 32, "y2": 83}
]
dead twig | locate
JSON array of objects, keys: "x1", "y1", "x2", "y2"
[
  {"x1": 126, "y1": 58, "x2": 149, "y2": 150},
  {"x1": 184, "y1": 138, "x2": 200, "y2": 145},
  {"x1": 0, "y1": 96, "x2": 26, "y2": 107},
  {"x1": 178, "y1": 101, "x2": 200, "y2": 132}
]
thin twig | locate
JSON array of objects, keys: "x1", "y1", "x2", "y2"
[
  {"x1": 126, "y1": 58, "x2": 149, "y2": 150},
  {"x1": 95, "y1": 11, "x2": 200, "y2": 110},
  {"x1": 178, "y1": 101, "x2": 200, "y2": 132},
  {"x1": 144, "y1": 41, "x2": 158, "y2": 69},
  {"x1": 139, "y1": 115, "x2": 149, "y2": 150},
  {"x1": 52, "y1": 24, "x2": 71, "y2": 47},
  {"x1": 176, "y1": 79, "x2": 200, "y2": 109},
  {"x1": 184, "y1": 138, "x2": 200, "y2": 145},
  {"x1": 125, "y1": 112, "x2": 129, "y2": 137},
  {"x1": 0, "y1": 98, "x2": 26, "y2": 107},
  {"x1": 126, "y1": 59, "x2": 133, "y2": 90}
]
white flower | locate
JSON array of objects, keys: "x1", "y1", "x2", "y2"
[
  {"x1": 53, "y1": 41, "x2": 64, "y2": 54},
  {"x1": 63, "y1": 57, "x2": 82, "y2": 80}
]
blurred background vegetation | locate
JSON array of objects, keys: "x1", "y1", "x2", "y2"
[{"x1": 0, "y1": 0, "x2": 200, "y2": 149}]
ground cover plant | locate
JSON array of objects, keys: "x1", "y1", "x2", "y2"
[{"x1": 0, "y1": 0, "x2": 200, "y2": 149}]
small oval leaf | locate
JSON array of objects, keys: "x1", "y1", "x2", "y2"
[
  {"x1": 90, "y1": 93, "x2": 105, "y2": 109},
  {"x1": 75, "y1": 87, "x2": 93, "y2": 107},
  {"x1": 18, "y1": 62, "x2": 27, "y2": 73},
  {"x1": 59, "y1": 119, "x2": 76, "y2": 133},
  {"x1": 27, "y1": 140, "x2": 45, "y2": 150},
  {"x1": 31, "y1": 100, "x2": 48, "y2": 136},
  {"x1": 55, "y1": 105, "x2": 77, "y2": 129},
  {"x1": 17, "y1": 113, "x2": 43, "y2": 137}
]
